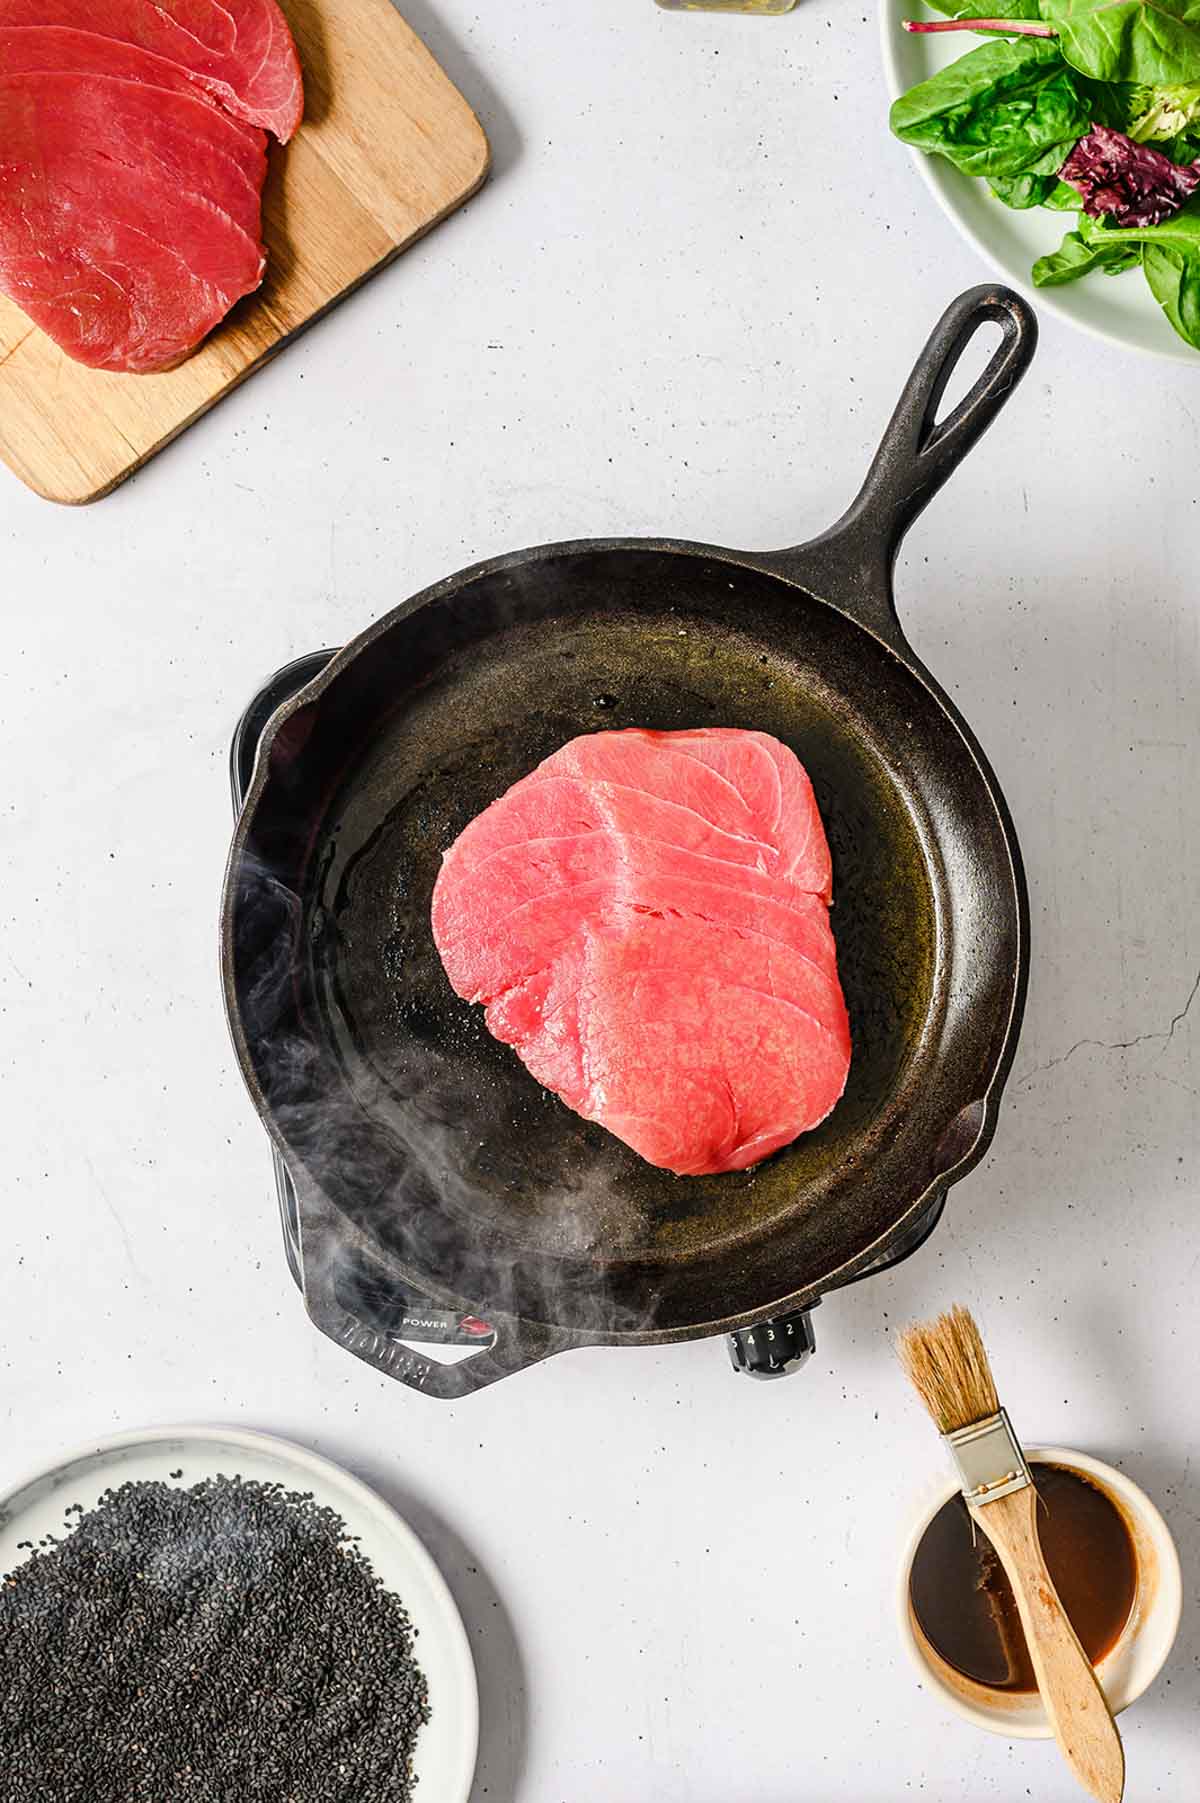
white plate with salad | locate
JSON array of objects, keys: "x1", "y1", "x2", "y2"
[{"x1": 881, "y1": 0, "x2": 1200, "y2": 360}]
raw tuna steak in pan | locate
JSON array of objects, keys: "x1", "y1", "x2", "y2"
[{"x1": 432, "y1": 727, "x2": 852, "y2": 1177}]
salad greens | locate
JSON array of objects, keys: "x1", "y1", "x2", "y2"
[
  {"x1": 1127, "y1": 81, "x2": 1200, "y2": 139},
  {"x1": 922, "y1": 0, "x2": 1200, "y2": 86},
  {"x1": 1058, "y1": 124, "x2": 1200, "y2": 220},
  {"x1": 1071, "y1": 197, "x2": 1200, "y2": 245},
  {"x1": 1144, "y1": 238, "x2": 1200, "y2": 337},
  {"x1": 891, "y1": 0, "x2": 1200, "y2": 349},
  {"x1": 1039, "y1": 0, "x2": 1200, "y2": 89},
  {"x1": 1031, "y1": 227, "x2": 1144, "y2": 281},
  {"x1": 988, "y1": 170, "x2": 1081, "y2": 206},
  {"x1": 889, "y1": 40, "x2": 1090, "y2": 177}
]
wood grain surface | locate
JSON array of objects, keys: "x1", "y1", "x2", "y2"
[
  {"x1": 0, "y1": 0, "x2": 489, "y2": 504},
  {"x1": 972, "y1": 1485, "x2": 1126, "y2": 1803}
]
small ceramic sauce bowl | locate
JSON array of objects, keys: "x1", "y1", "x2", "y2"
[{"x1": 896, "y1": 1446, "x2": 1182, "y2": 1736}]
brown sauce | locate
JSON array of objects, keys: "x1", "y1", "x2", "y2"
[{"x1": 909, "y1": 1463, "x2": 1137, "y2": 1692}]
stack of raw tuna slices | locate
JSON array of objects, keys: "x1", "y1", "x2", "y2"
[{"x1": 0, "y1": 0, "x2": 302, "y2": 372}]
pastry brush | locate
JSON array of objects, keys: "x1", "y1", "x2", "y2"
[{"x1": 897, "y1": 1305, "x2": 1124, "y2": 1803}]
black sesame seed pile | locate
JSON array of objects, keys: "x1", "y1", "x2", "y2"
[{"x1": 0, "y1": 1474, "x2": 431, "y2": 1802}]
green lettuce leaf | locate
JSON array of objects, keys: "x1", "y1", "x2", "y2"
[
  {"x1": 1077, "y1": 75, "x2": 1200, "y2": 141},
  {"x1": 1032, "y1": 227, "x2": 1143, "y2": 282},
  {"x1": 1143, "y1": 239, "x2": 1200, "y2": 341},
  {"x1": 1074, "y1": 194, "x2": 1200, "y2": 245},
  {"x1": 990, "y1": 170, "x2": 1060, "y2": 204},
  {"x1": 1044, "y1": 175, "x2": 1087, "y2": 204},
  {"x1": 988, "y1": 148, "x2": 1081, "y2": 206},
  {"x1": 890, "y1": 39, "x2": 1091, "y2": 178},
  {"x1": 1126, "y1": 80, "x2": 1200, "y2": 138},
  {"x1": 1055, "y1": 203, "x2": 1200, "y2": 344},
  {"x1": 1165, "y1": 122, "x2": 1200, "y2": 156},
  {"x1": 1075, "y1": 78, "x2": 1144, "y2": 129},
  {"x1": 1037, "y1": 0, "x2": 1200, "y2": 90}
]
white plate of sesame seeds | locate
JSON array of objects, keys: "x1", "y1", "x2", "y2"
[{"x1": 0, "y1": 1424, "x2": 479, "y2": 1803}]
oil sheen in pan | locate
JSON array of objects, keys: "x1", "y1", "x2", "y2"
[{"x1": 309, "y1": 599, "x2": 940, "y2": 1265}]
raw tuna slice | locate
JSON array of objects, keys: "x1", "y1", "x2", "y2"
[
  {"x1": 0, "y1": 69, "x2": 268, "y2": 371},
  {"x1": 0, "y1": 31, "x2": 268, "y2": 224},
  {"x1": 432, "y1": 728, "x2": 851, "y2": 1177},
  {"x1": 0, "y1": 0, "x2": 302, "y2": 139}
]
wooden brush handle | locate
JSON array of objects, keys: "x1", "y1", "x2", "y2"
[{"x1": 971, "y1": 1486, "x2": 1125, "y2": 1803}]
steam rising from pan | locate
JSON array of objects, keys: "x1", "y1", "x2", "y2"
[{"x1": 231, "y1": 849, "x2": 662, "y2": 1339}]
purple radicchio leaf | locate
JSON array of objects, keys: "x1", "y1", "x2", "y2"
[{"x1": 1059, "y1": 124, "x2": 1200, "y2": 228}]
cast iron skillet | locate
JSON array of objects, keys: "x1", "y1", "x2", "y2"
[{"x1": 222, "y1": 285, "x2": 1036, "y2": 1397}]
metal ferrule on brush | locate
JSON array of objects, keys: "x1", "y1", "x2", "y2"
[{"x1": 944, "y1": 1407, "x2": 1032, "y2": 1505}]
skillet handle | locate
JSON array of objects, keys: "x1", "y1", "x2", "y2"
[
  {"x1": 760, "y1": 285, "x2": 1037, "y2": 641},
  {"x1": 293, "y1": 1172, "x2": 570, "y2": 1399}
]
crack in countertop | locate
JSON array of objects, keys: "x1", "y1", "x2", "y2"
[{"x1": 1015, "y1": 962, "x2": 1200, "y2": 1091}]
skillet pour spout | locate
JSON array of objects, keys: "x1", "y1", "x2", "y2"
[{"x1": 221, "y1": 286, "x2": 1036, "y2": 1397}]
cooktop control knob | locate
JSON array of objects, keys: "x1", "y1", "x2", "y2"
[{"x1": 727, "y1": 1307, "x2": 817, "y2": 1378}]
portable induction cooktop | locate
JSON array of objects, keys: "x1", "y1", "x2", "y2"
[{"x1": 229, "y1": 654, "x2": 949, "y2": 1390}]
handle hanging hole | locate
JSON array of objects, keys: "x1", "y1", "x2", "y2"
[
  {"x1": 394, "y1": 1338, "x2": 494, "y2": 1367},
  {"x1": 928, "y1": 319, "x2": 1006, "y2": 438}
]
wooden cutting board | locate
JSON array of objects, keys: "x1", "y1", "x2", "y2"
[{"x1": 0, "y1": 0, "x2": 489, "y2": 504}]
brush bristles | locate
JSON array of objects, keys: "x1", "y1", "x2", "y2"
[{"x1": 896, "y1": 1304, "x2": 1000, "y2": 1435}]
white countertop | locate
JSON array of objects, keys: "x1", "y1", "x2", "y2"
[{"x1": 2, "y1": 4, "x2": 1197, "y2": 1798}]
